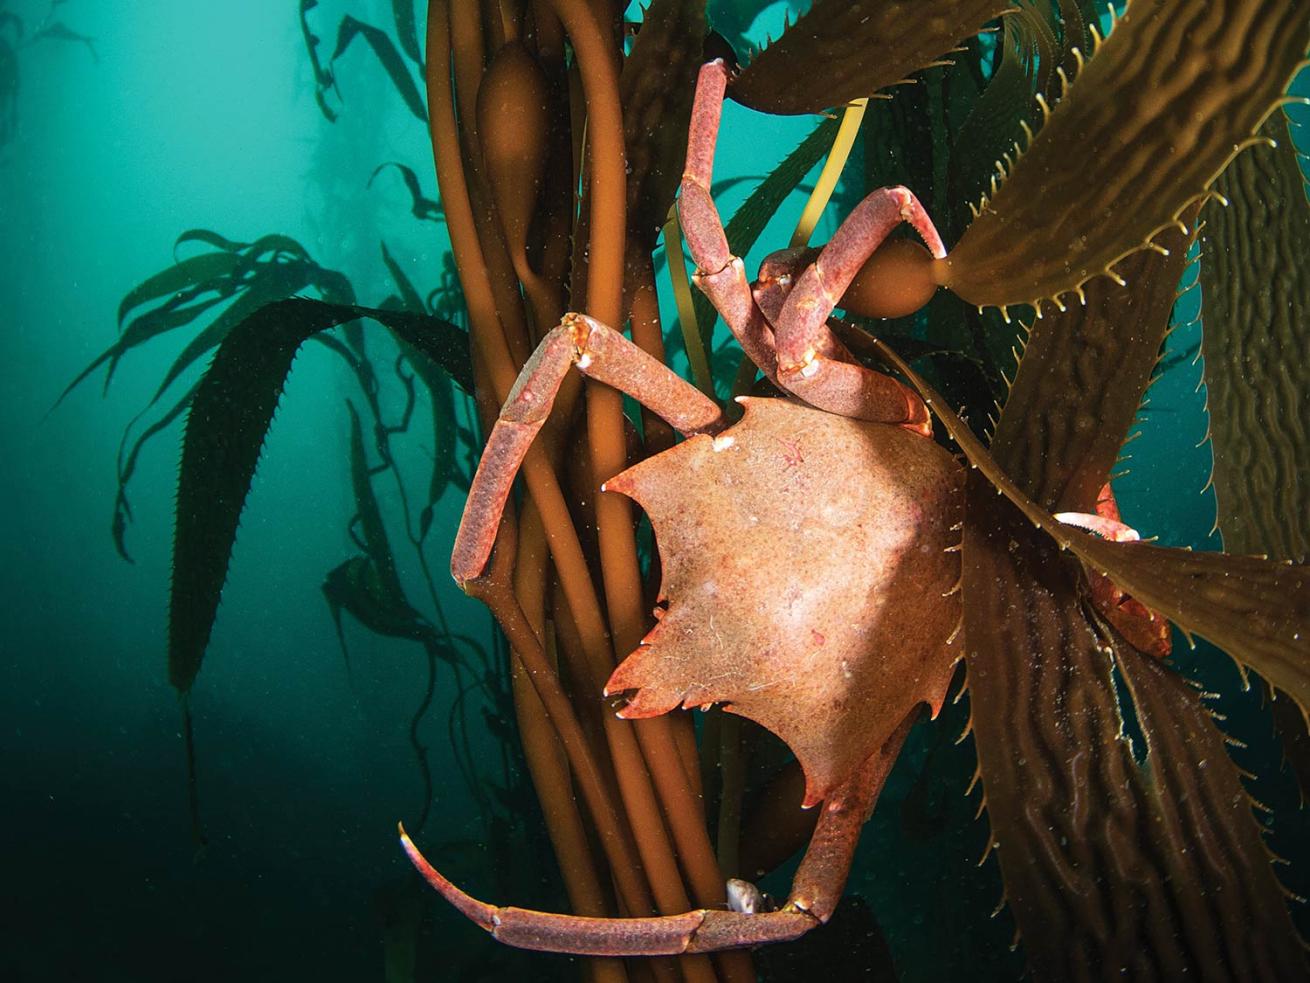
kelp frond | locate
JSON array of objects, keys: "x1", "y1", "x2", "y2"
[
  {"x1": 731, "y1": 0, "x2": 1012, "y2": 114},
  {"x1": 936, "y1": 0, "x2": 1310, "y2": 311}
]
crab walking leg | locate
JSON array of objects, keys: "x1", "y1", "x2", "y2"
[
  {"x1": 452, "y1": 313, "x2": 725, "y2": 585},
  {"x1": 1056, "y1": 485, "x2": 1142, "y2": 543},
  {"x1": 398, "y1": 711, "x2": 917, "y2": 956},
  {"x1": 1056, "y1": 486, "x2": 1171, "y2": 657},
  {"x1": 677, "y1": 59, "x2": 779, "y2": 381},
  {"x1": 770, "y1": 187, "x2": 945, "y2": 431},
  {"x1": 1054, "y1": 511, "x2": 1142, "y2": 542},
  {"x1": 784, "y1": 710, "x2": 915, "y2": 919}
]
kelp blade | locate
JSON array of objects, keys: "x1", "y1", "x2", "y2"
[
  {"x1": 1198, "y1": 107, "x2": 1310, "y2": 805},
  {"x1": 947, "y1": 11, "x2": 1039, "y2": 233},
  {"x1": 874, "y1": 340, "x2": 1310, "y2": 715},
  {"x1": 964, "y1": 483, "x2": 1303, "y2": 978},
  {"x1": 1199, "y1": 111, "x2": 1310, "y2": 563},
  {"x1": 730, "y1": 0, "x2": 1010, "y2": 115},
  {"x1": 620, "y1": 0, "x2": 706, "y2": 250},
  {"x1": 169, "y1": 298, "x2": 469, "y2": 692},
  {"x1": 331, "y1": 15, "x2": 425, "y2": 120},
  {"x1": 370, "y1": 163, "x2": 443, "y2": 223},
  {"x1": 990, "y1": 213, "x2": 1196, "y2": 512},
  {"x1": 116, "y1": 251, "x2": 240, "y2": 327},
  {"x1": 938, "y1": 0, "x2": 1310, "y2": 309}
]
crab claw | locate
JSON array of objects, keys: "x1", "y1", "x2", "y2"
[
  {"x1": 399, "y1": 711, "x2": 916, "y2": 957},
  {"x1": 398, "y1": 823, "x2": 814, "y2": 955}
]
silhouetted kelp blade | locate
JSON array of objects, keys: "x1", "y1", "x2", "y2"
[
  {"x1": 620, "y1": 0, "x2": 706, "y2": 250},
  {"x1": 113, "y1": 379, "x2": 201, "y2": 562},
  {"x1": 299, "y1": 0, "x2": 338, "y2": 121},
  {"x1": 0, "y1": 3, "x2": 96, "y2": 151},
  {"x1": 940, "y1": 0, "x2": 1310, "y2": 309},
  {"x1": 729, "y1": 0, "x2": 1011, "y2": 115},
  {"x1": 345, "y1": 399, "x2": 406, "y2": 604},
  {"x1": 376, "y1": 241, "x2": 465, "y2": 514},
  {"x1": 151, "y1": 262, "x2": 335, "y2": 403},
  {"x1": 390, "y1": 0, "x2": 421, "y2": 65},
  {"x1": 963, "y1": 484, "x2": 1304, "y2": 978},
  {"x1": 397, "y1": 335, "x2": 463, "y2": 531},
  {"x1": 31, "y1": 20, "x2": 96, "y2": 60},
  {"x1": 1199, "y1": 111, "x2": 1310, "y2": 564},
  {"x1": 321, "y1": 403, "x2": 430, "y2": 646},
  {"x1": 875, "y1": 342, "x2": 1310, "y2": 713},
  {"x1": 370, "y1": 162, "x2": 443, "y2": 224},
  {"x1": 331, "y1": 15, "x2": 425, "y2": 121},
  {"x1": 990, "y1": 214, "x2": 1197, "y2": 513},
  {"x1": 322, "y1": 556, "x2": 428, "y2": 644},
  {"x1": 168, "y1": 298, "x2": 470, "y2": 692},
  {"x1": 61, "y1": 246, "x2": 267, "y2": 406},
  {"x1": 380, "y1": 240, "x2": 426, "y2": 311},
  {"x1": 59, "y1": 294, "x2": 227, "y2": 405},
  {"x1": 176, "y1": 228, "x2": 310, "y2": 259},
  {"x1": 115, "y1": 251, "x2": 241, "y2": 328},
  {"x1": 65, "y1": 233, "x2": 337, "y2": 410},
  {"x1": 91, "y1": 236, "x2": 368, "y2": 559}
]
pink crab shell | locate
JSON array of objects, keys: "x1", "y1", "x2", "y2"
[{"x1": 604, "y1": 397, "x2": 966, "y2": 807}]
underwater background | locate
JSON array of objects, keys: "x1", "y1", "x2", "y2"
[{"x1": 3, "y1": 1, "x2": 1308, "y2": 980}]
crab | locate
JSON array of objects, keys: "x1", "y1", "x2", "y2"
[{"x1": 398, "y1": 60, "x2": 1131, "y2": 957}]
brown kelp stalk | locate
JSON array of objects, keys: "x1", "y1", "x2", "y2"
[
  {"x1": 545, "y1": 0, "x2": 729, "y2": 919},
  {"x1": 425, "y1": 3, "x2": 747, "y2": 980},
  {"x1": 511, "y1": 501, "x2": 625, "y2": 983},
  {"x1": 426, "y1": 0, "x2": 655, "y2": 920}
]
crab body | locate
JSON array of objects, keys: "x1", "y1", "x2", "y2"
[
  {"x1": 406, "y1": 57, "x2": 985, "y2": 957},
  {"x1": 605, "y1": 396, "x2": 964, "y2": 806}
]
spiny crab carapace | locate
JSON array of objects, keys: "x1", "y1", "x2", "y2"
[
  {"x1": 398, "y1": 59, "x2": 1156, "y2": 957},
  {"x1": 603, "y1": 396, "x2": 964, "y2": 812}
]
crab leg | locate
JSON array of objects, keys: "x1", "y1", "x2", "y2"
[
  {"x1": 678, "y1": 59, "x2": 779, "y2": 381},
  {"x1": 400, "y1": 711, "x2": 916, "y2": 955},
  {"x1": 1056, "y1": 484, "x2": 1172, "y2": 657},
  {"x1": 771, "y1": 187, "x2": 944, "y2": 432},
  {"x1": 1054, "y1": 483, "x2": 1142, "y2": 543},
  {"x1": 452, "y1": 313, "x2": 724, "y2": 586}
]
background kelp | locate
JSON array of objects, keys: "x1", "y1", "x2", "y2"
[
  {"x1": 0, "y1": 0, "x2": 93, "y2": 150},
  {"x1": 51, "y1": 1, "x2": 1310, "y2": 981}
]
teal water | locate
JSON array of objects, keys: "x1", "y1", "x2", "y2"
[
  {"x1": 2, "y1": 3, "x2": 491, "y2": 979},
  {"x1": 3, "y1": 2, "x2": 1307, "y2": 981}
]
